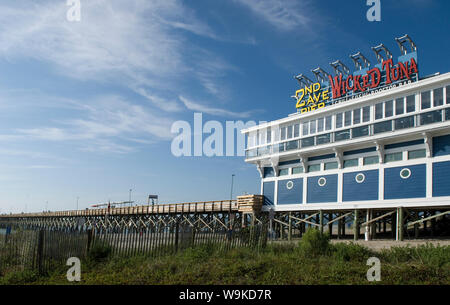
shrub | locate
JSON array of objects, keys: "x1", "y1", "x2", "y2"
[
  {"x1": 298, "y1": 228, "x2": 330, "y2": 257},
  {"x1": 182, "y1": 243, "x2": 216, "y2": 260},
  {"x1": 88, "y1": 241, "x2": 112, "y2": 262},
  {"x1": 332, "y1": 242, "x2": 373, "y2": 262}
]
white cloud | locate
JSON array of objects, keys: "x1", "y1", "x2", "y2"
[
  {"x1": 179, "y1": 95, "x2": 253, "y2": 118},
  {"x1": 234, "y1": 0, "x2": 310, "y2": 31}
]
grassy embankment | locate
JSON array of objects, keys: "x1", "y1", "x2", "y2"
[{"x1": 1, "y1": 229, "x2": 449, "y2": 285}]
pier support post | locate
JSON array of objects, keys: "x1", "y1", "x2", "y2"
[
  {"x1": 365, "y1": 209, "x2": 371, "y2": 241},
  {"x1": 354, "y1": 210, "x2": 359, "y2": 241},
  {"x1": 328, "y1": 213, "x2": 333, "y2": 236},
  {"x1": 397, "y1": 207, "x2": 404, "y2": 241},
  {"x1": 337, "y1": 213, "x2": 342, "y2": 239},
  {"x1": 288, "y1": 212, "x2": 292, "y2": 241},
  {"x1": 319, "y1": 210, "x2": 324, "y2": 234}
]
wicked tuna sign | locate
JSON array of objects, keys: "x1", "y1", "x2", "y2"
[
  {"x1": 328, "y1": 57, "x2": 418, "y2": 99},
  {"x1": 295, "y1": 56, "x2": 418, "y2": 114}
]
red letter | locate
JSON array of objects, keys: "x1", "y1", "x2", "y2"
[
  {"x1": 345, "y1": 75, "x2": 354, "y2": 91},
  {"x1": 398, "y1": 62, "x2": 410, "y2": 80},
  {"x1": 382, "y1": 59, "x2": 393, "y2": 84},
  {"x1": 368, "y1": 67, "x2": 381, "y2": 88},
  {"x1": 409, "y1": 58, "x2": 418, "y2": 75},
  {"x1": 328, "y1": 75, "x2": 343, "y2": 99},
  {"x1": 354, "y1": 75, "x2": 364, "y2": 92}
]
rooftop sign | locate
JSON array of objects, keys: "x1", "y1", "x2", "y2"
[{"x1": 293, "y1": 35, "x2": 419, "y2": 114}]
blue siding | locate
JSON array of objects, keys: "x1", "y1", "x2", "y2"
[
  {"x1": 384, "y1": 164, "x2": 426, "y2": 199},
  {"x1": 343, "y1": 170, "x2": 379, "y2": 202},
  {"x1": 263, "y1": 181, "x2": 275, "y2": 206},
  {"x1": 277, "y1": 178, "x2": 303, "y2": 205},
  {"x1": 307, "y1": 174, "x2": 338, "y2": 203},
  {"x1": 433, "y1": 134, "x2": 450, "y2": 157},
  {"x1": 264, "y1": 167, "x2": 274, "y2": 178},
  {"x1": 433, "y1": 161, "x2": 450, "y2": 197}
]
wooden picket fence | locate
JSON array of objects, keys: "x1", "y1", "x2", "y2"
[{"x1": 0, "y1": 221, "x2": 268, "y2": 275}]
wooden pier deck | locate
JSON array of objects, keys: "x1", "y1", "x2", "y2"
[{"x1": 0, "y1": 195, "x2": 264, "y2": 218}]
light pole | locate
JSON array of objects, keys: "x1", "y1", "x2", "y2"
[
  {"x1": 129, "y1": 189, "x2": 132, "y2": 206},
  {"x1": 229, "y1": 174, "x2": 235, "y2": 231}
]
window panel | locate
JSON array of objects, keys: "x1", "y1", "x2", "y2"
[
  {"x1": 292, "y1": 167, "x2": 303, "y2": 174},
  {"x1": 375, "y1": 103, "x2": 383, "y2": 119},
  {"x1": 385, "y1": 152, "x2": 403, "y2": 163},
  {"x1": 325, "y1": 116, "x2": 332, "y2": 130},
  {"x1": 352, "y1": 125, "x2": 369, "y2": 138},
  {"x1": 420, "y1": 110, "x2": 442, "y2": 125},
  {"x1": 395, "y1": 98, "x2": 404, "y2": 115},
  {"x1": 334, "y1": 129, "x2": 350, "y2": 142},
  {"x1": 408, "y1": 149, "x2": 426, "y2": 160},
  {"x1": 316, "y1": 133, "x2": 331, "y2": 145},
  {"x1": 344, "y1": 111, "x2": 352, "y2": 126},
  {"x1": 353, "y1": 108, "x2": 361, "y2": 124},
  {"x1": 363, "y1": 156, "x2": 379, "y2": 165},
  {"x1": 363, "y1": 106, "x2": 371, "y2": 122},
  {"x1": 294, "y1": 124, "x2": 299, "y2": 138},
  {"x1": 447, "y1": 86, "x2": 450, "y2": 104},
  {"x1": 324, "y1": 161, "x2": 338, "y2": 170},
  {"x1": 373, "y1": 120, "x2": 392, "y2": 134},
  {"x1": 395, "y1": 115, "x2": 415, "y2": 130},
  {"x1": 310, "y1": 120, "x2": 316, "y2": 134},
  {"x1": 433, "y1": 88, "x2": 444, "y2": 107},
  {"x1": 287, "y1": 125, "x2": 293, "y2": 139},
  {"x1": 421, "y1": 91, "x2": 431, "y2": 109},
  {"x1": 308, "y1": 164, "x2": 320, "y2": 172},
  {"x1": 279, "y1": 169, "x2": 289, "y2": 176},
  {"x1": 385, "y1": 100, "x2": 393, "y2": 117},
  {"x1": 286, "y1": 140, "x2": 299, "y2": 151},
  {"x1": 343, "y1": 159, "x2": 358, "y2": 168},
  {"x1": 301, "y1": 137, "x2": 315, "y2": 148},
  {"x1": 317, "y1": 118, "x2": 324, "y2": 133},
  {"x1": 281, "y1": 127, "x2": 287, "y2": 140},
  {"x1": 336, "y1": 113, "x2": 343, "y2": 129},
  {"x1": 446, "y1": 108, "x2": 450, "y2": 121},
  {"x1": 302, "y1": 122, "x2": 309, "y2": 136},
  {"x1": 266, "y1": 129, "x2": 272, "y2": 144},
  {"x1": 406, "y1": 95, "x2": 415, "y2": 113}
]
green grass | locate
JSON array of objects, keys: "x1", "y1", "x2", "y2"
[{"x1": 1, "y1": 230, "x2": 449, "y2": 285}]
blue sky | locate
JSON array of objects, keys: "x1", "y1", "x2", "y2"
[{"x1": 0, "y1": 0, "x2": 449, "y2": 213}]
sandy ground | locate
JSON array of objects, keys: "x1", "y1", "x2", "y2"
[{"x1": 330, "y1": 239, "x2": 450, "y2": 251}]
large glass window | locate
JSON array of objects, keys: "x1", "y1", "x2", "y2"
[
  {"x1": 317, "y1": 118, "x2": 324, "y2": 133},
  {"x1": 352, "y1": 125, "x2": 369, "y2": 138},
  {"x1": 373, "y1": 120, "x2": 392, "y2": 134},
  {"x1": 324, "y1": 161, "x2": 338, "y2": 170},
  {"x1": 310, "y1": 120, "x2": 316, "y2": 134},
  {"x1": 287, "y1": 125, "x2": 293, "y2": 139},
  {"x1": 421, "y1": 91, "x2": 431, "y2": 109},
  {"x1": 353, "y1": 108, "x2": 361, "y2": 124},
  {"x1": 385, "y1": 152, "x2": 403, "y2": 163},
  {"x1": 447, "y1": 86, "x2": 450, "y2": 104},
  {"x1": 420, "y1": 110, "x2": 442, "y2": 125},
  {"x1": 325, "y1": 116, "x2": 332, "y2": 130},
  {"x1": 302, "y1": 122, "x2": 309, "y2": 136},
  {"x1": 434, "y1": 88, "x2": 444, "y2": 107},
  {"x1": 363, "y1": 156, "x2": 379, "y2": 165},
  {"x1": 363, "y1": 106, "x2": 371, "y2": 122},
  {"x1": 277, "y1": 143, "x2": 286, "y2": 153},
  {"x1": 301, "y1": 137, "x2": 315, "y2": 148},
  {"x1": 344, "y1": 111, "x2": 352, "y2": 126},
  {"x1": 281, "y1": 127, "x2": 287, "y2": 140},
  {"x1": 375, "y1": 103, "x2": 383, "y2": 119},
  {"x1": 294, "y1": 124, "x2": 299, "y2": 138},
  {"x1": 385, "y1": 100, "x2": 393, "y2": 117},
  {"x1": 395, "y1": 98, "x2": 404, "y2": 115},
  {"x1": 335, "y1": 129, "x2": 350, "y2": 141},
  {"x1": 446, "y1": 108, "x2": 450, "y2": 121},
  {"x1": 395, "y1": 115, "x2": 415, "y2": 130},
  {"x1": 316, "y1": 133, "x2": 331, "y2": 145},
  {"x1": 267, "y1": 129, "x2": 271, "y2": 144},
  {"x1": 408, "y1": 149, "x2": 426, "y2": 160},
  {"x1": 343, "y1": 159, "x2": 358, "y2": 168},
  {"x1": 308, "y1": 164, "x2": 320, "y2": 172},
  {"x1": 336, "y1": 113, "x2": 343, "y2": 129},
  {"x1": 406, "y1": 95, "x2": 415, "y2": 113},
  {"x1": 292, "y1": 167, "x2": 304, "y2": 174}
]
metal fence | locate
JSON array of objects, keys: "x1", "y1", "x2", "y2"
[{"x1": 0, "y1": 220, "x2": 268, "y2": 275}]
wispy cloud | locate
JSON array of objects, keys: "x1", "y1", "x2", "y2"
[
  {"x1": 179, "y1": 96, "x2": 253, "y2": 118},
  {"x1": 234, "y1": 0, "x2": 310, "y2": 31}
]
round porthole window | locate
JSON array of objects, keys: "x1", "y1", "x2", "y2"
[
  {"x1": 355, "y1": 173, "x2": 365, "y2": 184},
  {"x1": 318, "y1": 177, "x2": 327, "y2": 187},
  {"x1": 400, "y1": 168, "x2": 411, "y2": 179},
  {"x1": 286, "y1": 181, "x2": 294, "y2": 190}
]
